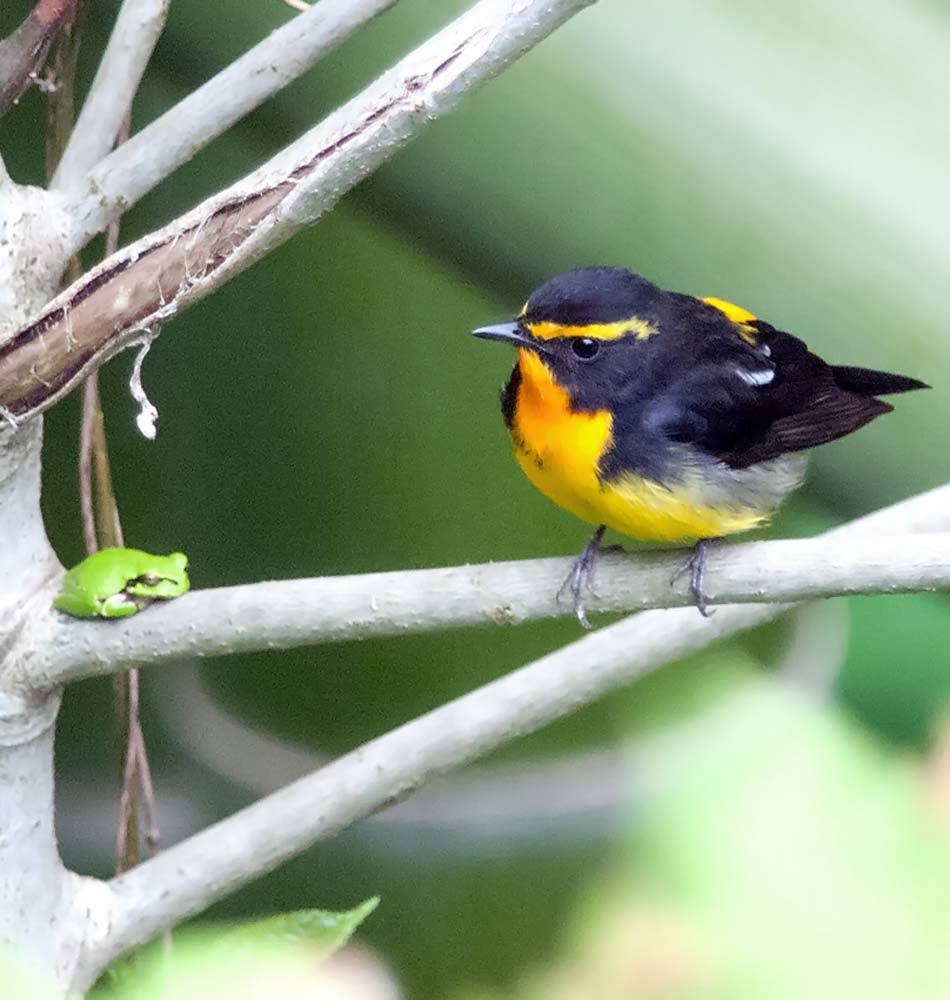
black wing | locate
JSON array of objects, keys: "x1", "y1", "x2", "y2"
[{"x1": 641, "y1": 319, "x2": 924, "y2": 469}]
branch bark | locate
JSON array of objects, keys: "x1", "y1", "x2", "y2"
[
  {"x1": 0, "y1": 0, "x2": 599, "y2": 423},
  {"x1": 0, "y1": 0, "x2": 601, "y2": 989},
  {"x1": 19, "y1": 510, "x2": 950, "y2": 690},
  {"x1": 0, "y1": 0, "x2": 76, "y2": 119},
  {"x1": 68, "y1": 476, "x2": 950, "y2": 989},
  {"x1": 50, "y1": 0, "x2": 387, "y2": 192},
  {"x1": 50, "y1": 0, "x2": 168, "y2": 187},
  {"x1": 74, "y1": 605, "x2": 777, "y2": 989}
]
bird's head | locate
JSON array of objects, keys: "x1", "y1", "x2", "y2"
[{"x1": 473, "y1": 267, "x2": 664, "y2": 412}]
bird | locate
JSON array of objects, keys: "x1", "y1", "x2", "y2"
[{"x1": 473, "y1": 266, "x2": 928, "y2": 626}]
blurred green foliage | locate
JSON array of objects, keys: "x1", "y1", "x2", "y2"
[
  {"x1": 96, "y1": 897, "x2": 378, "y2": 998},
  {"x1": 2, "y1": 0, "x2": 950, "y2": 996},
  {"x1": 457, "y1": 681, "x2": 950, "y2": 999}
]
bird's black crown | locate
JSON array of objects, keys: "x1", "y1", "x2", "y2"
[{"x1": 523, "y1": 267, "x2": 662, "y2": 326}]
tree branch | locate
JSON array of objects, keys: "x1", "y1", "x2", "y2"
[
  {"x1": 0, "y1": 0, "x2": 76, "y2": 119},
  {"x1": 50, "y1": 0, "x2": 168, "y2": 188},
  {"x1": 18, "y1": 483, "x2": 950, "y2": 688},
  {"x1": 69, "y1": 477, "x2": 950, "y2": 988},
  {"x1": 0, "y1": 0, "x2": 599, "y2": 423},
  {"x1": 74, "y1": 603, "x2": 776, "y2": 989},
  {"x1": 51, "y1": 0, "x2": 391, "y2": 194}
]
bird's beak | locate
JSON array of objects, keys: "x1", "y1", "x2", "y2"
[{"x1": 473, "y1": 322, "x2": 543, "y2": 352}]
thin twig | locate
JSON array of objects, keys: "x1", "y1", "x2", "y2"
[
  {"x1": 114, "y1": 669, "x2": 139, "y2": 871},
  {"x1": 78, "y1": 374, "x2": 97, "y2": 552},
  {"x1": 52, "y1": 0, "x2": 168, "y2": 187},
  {"x1": 1, "y1": 0, "x2": 600, "y2": 422},
  {"x1": 43, "y1": 0, "x2": 84, "y2": 183},
  {"x1": 72, "y1": 64, "x2": 163, "y2": 875},
  {"x1": 50, "y1": 0, "x2": 397, "y2": 198},
  {"x1": 0, "y1": 0, "x2": 77, "y2": 119}
]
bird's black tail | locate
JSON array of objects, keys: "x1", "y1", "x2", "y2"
[{"x1": 831, "y1": 365, "x2": 930, "y2": 396}]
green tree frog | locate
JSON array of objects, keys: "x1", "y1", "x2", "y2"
[{"x1": 54, "y1": 548, "x2": 190, "y2": 619}]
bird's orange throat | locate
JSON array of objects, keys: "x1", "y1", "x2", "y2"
[
  {"x1": 512, "y1": 351, "x2": 614, "y2": 471},
  {"x1": 509, "y1": 349, "x2": 615, "y2": 516}
]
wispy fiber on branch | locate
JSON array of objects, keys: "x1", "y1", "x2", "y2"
[{"x1": 0, "y1": 0, "x2": 598, "y2": 424}]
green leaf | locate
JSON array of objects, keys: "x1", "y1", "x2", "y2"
[
  {"x1": 97, "y1": 898, "x2": 379, "y2": 999},
  {"x1": 216, "y1": 895, "x2": 380, "y2": 955}
]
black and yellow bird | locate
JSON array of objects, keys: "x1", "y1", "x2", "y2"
[{"x1": 474, "y1": 266, "x2": 927, "y2": 625}]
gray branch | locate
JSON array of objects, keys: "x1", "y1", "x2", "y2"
[
  {"x1": 74, "y1": 601, "x2": 778, "y2": 987},
  {"x1": 51, "y1": 0, "x2": 396, "y2": 199},
  {"x1": 0, "y1": 0, "x2": 602, "y2": 989},
  {"x1": 50, "y1": 0, "x2": 169, "y2": 187},
  {"x1": 0, "y1": 0, "x2": 599, "y2": 423},
  {"x1": 69, "y1": 477, "x2": 950, "y2": 987},
  {"x1": 20, "y1": 508, "x2": 950, "y2": 690}
]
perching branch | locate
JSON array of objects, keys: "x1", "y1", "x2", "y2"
[
  {"x1": 0, "y1": 0, "x2": 599, "y2": 423},
  {"x1": 51, "y1": 0, "x2": 168, "y2": 187},
  {"x1": 78, "y1": 604, "x2": 774, "y2": 986},
  {"x1": 0, "y1": 0, "x2": 608, "y2": 988},
  {"x1": 68, "y1": 478, "x2": 950, "y2": 988},
  {"x1": 18, "y1": 484, "x2": 950, "y2": 691},
  {"x1": 0, "y1": 0, "x2": 77, "y2": 118},
  {"x1": 50, "y1": 0, "x2": 391, "y2": 194}
]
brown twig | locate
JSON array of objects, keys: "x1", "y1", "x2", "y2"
[
  {"x1": 42, "y1": 1, "x2": 84, "y2": 180},
  {"x1": 80, "y1": 112, "x2": 161, "y2": 876},
  {"x1": 0, "y1": 0, "x2": 77, "y2": 119},
  {"x1": 45, "y1": 14, "x2": 159, "y2": 876},
  {"x1": 78, "y1": 372, "x2": 97, "y2": 552},
  {"x1": 0, "y1": 0, "x2": 597, "y2": 422}
]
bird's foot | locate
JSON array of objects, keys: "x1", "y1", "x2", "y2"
[
  {"x1": 671, "y1": 537, "x2": 721, "y2": 617},
  {"x1": 557, "y1": 525, "x2": 624, "y2": 629}
]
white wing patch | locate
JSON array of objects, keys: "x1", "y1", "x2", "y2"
[{"x1": 736, "y1": 367, "x2": 775, "y2": 386}]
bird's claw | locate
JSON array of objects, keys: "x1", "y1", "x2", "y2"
[
  {"x1": 558, "y1": 526, "x2": 621, "y2": 629},
  {"x1": 671, "y1": 538, "x2": 719, "y2": 617}
]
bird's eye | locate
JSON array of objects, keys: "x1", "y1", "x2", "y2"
[{"x1": 572, "y1": 337, "x2": 600, "y2": 360}]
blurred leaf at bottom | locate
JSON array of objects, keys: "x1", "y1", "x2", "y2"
[{"x1": 457, "y1": 679, "x2": 950, "y2": 999}]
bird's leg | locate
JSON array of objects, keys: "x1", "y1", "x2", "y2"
[
  {"x1": 558, "y1": 525, "x2": 623, "y2": 629},
  {"x1": 671, "y1": 537, "x2": 721, "y2": 617}
]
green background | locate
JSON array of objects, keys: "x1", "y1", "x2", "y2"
[{"x1": 2, "y1": 0, "x2": 950, "y2": 996}]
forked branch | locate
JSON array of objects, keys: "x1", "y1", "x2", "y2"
[
  {"x1": 50, "y1": 0, "x2": 399, "y2": 199},
  {"x1": 0, "y1": 0, "x2": 598, "y2": 424},
  {"x1": 67, "y1": 477, "x2": 950, "y2": 988},
  {"x1": 50, "y1": 0, "x2": 169, "y2": 186}
]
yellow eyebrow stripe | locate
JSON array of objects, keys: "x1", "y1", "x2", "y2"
[
  {"x1": 525, "y1": 315, "x2": 658, "y2": 342},
  {"x1": 702, "y1": 296, "x2": 758, "y2": 345}
]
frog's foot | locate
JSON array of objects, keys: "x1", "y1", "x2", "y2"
[{"x1": 100, "y1": 592, "x2": 146, "y2": 618}]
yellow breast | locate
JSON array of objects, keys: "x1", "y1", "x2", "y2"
[{"x1": 510, "y1": 350, "x2": 768, "y2": 543}]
